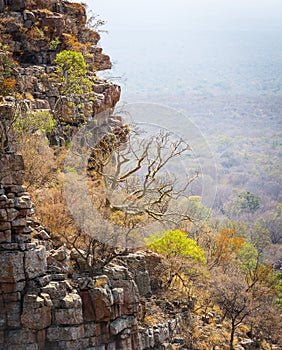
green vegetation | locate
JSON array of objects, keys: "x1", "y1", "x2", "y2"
[
  {"x1": 54, "y1": 50, "x2": 92, "y2": 96},
  {"x1": 146, "y1": 229, "x2": 205, "y2": 263},
  {"x1": 237, "y1": 190, "x2": 260, "y2": 214},
  {"x1": 49, "y1": 36, "x2": 61, "y2": 50},
  {"x1": 54, "y1": 50, "x2": 87, "y2": 78},
  {"x1": 52, "y1": 50, "x2": 95, "y2": 124},
  {"x1": 14, "y1": 110, "x2": 56, "y2": 135},
  {"x1": 0, "y1": 51, "x2": 17, "y2": 96}
]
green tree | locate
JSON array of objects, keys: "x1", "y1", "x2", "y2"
[
  {"x1": 224, "y1": 190, "x2": 261, "y2": 219},
  {"x1": 53, "y1": 50, "x2": 94, "y2": 124},
  {"x1": 145, "y1": 229, "x2": 206, "y2": 291},
  {"x1": 14, "y1": 110, "x2": 56, "y2": 135},
  {"x1": 54, "y1": 50, "x2": 89, "y2": 91},
  {"x1": 146, "y1": 229, "x2": 206, "y2": 263},
  {"x1": 237, "y1": 241, "x2": 259, "y2": 273},
  {"x1": 237, "y1": 190, "x2": 260, "y2": 214}
]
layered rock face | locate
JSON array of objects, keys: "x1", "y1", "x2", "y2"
[
  {"x1": 0, "y1": 1, "x2": 187, "y2": 349},
  {"x1": 0, "y1": 0, "x2": 110, "y2": 68},
  {"x1": 0, "y1": 0, "x2": 121, "y2": 144},
  {"x1": 0, "y1": 112, "x2": 185, "y2": 349},
  {"x1": 0, "y1": 145, "x2": 184, "y2": 349}
]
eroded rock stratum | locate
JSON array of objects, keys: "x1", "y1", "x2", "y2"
[
  {"x1": 0, "y1": 1, "x2": 186, "y2": 349},
  {"x1": 0, "y1": 146, "x2": 184, "y2": 349}
]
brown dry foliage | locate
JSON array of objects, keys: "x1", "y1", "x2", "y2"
[{"x1": 18, "y1": 134, "x2": 55, "y2": 190}]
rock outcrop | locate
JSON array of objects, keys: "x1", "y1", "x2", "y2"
[
  {"x1": 0, "y1": 0, "x2": 121, "y2": 145},
  {"x1": 0, "y1": 0, "x2": 109, "y2": 68},
  {"x1": 0, "y1": 143, "x2": 185, "y2": 349},
  {"x1": 0, "y1": 3, "x2": 188, "y2": 348}
]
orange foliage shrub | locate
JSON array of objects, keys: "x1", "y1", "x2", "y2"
[
  {"x1": 63, "y1": 34, "x2": 83, "y2": 51},
  {"x1": 34, "y1": 185, "x2": 76, "y2": 241},
  {"x1": 29, "y1": 25, "x2": 45, "y2": 40},
  {"x1": 2, "y1": 77, "x2": 16, "y2": 94},
  {"x1": 212, "y1": 229, "x2": 245, "y2": 268}
]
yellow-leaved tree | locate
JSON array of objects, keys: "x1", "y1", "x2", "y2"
[{"x1": 145, "y1": 229, "x2": 206, "y2": 292}]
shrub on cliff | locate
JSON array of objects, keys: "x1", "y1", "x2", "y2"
[
  {"x1": 53, "y1": 50, "x2": 95, "y2": 123},
  {"x1": 54, "y1": 50, "x2": 93, "y2": 96},
  {"x1": 0, "y1": 49, "x2": 17, "y2": 96}
]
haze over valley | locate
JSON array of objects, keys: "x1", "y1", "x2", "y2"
[{"x1": 87, "y1": 0, "x2": 282, "y2": 233}]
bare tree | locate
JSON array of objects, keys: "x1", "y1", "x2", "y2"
[
  {"x1": 210, "y1": 271, "x2": 267, "y2": 350},
  {"x1": 61, "y1": 123, "x2": 199, "y2": 270},
  {"x1": 87, "y1": 127, "x2": 198, "y2": 230}
]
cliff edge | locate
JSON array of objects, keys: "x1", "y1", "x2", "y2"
[{"x1": 0, "y1": 1, "x2": 187, "y2": 349}]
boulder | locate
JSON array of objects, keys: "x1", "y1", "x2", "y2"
[
  {"x1": 112, "y1": 288, "x2": 124, "y2": 305},
  {"x1": 0, "y1": 221, "x2": 11, "y2": 231},
  {"x1": 60, "y1": 293, "x2": 82, "y2": 309},
  {"x1": 41, "y1": 13, "x2": 65, "y2": 35},
  {"x1": 6, "y1": 208, "x2": 19, "y2": 221},
  {"x1": 0, "y1": 250, "x2": 25, "y2": 283},
  {"x1": 11, "y1": 216, "x2": 27, "y2": 227},
  {"x1": 0, "y1": 154, "x2": 25, "y2": 185},
  {"x1": 51, "y1": 245, "x2": 67, "y2": 262},
  {"x1": 25, "y1": 245, "x2": 47, "y2": 279},
  {"x1": 121, "y1": 252, "x2": 152, "y2": 297},
  {"x1": 0, "y1": 209, "x2": 7, "y2": 221},
  {"x1": 41, "y1": 281, "x2": 68, "y2": 302},
  {"x1": 0, "y1": 229, "x2": 11, "y2": 243},
  {"x1": 21, "y1": 294, "x2": 52, "y2": 330},
  {"x1": 89, "y1": 286, "x2": 113, "y2": 322},
  {"x1": 15, "y1": 195, "x2": 33, "y2": 210},
  {"x1": 110, "y1": 316, "x2": 137, "y2": 336},
  {"x1": 46, "y1": 325, "x2": 84, "y2": 342},
  {"x1": 54, "y1": 307, "x2": 83, "y2": 326},
  {"x1": 5, "y1": 329, "x2": 37, "y2": 346},
  {"x1": 105, "y1": 265, "x2": 140, "y2": 315}
]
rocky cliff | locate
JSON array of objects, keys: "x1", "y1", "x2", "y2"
[
  {"x1": 0, "y1": 140, "x2": 185, "y2": 349},
  {"x1": 0, "y1": 0, "x2": 121, "y2": 145},
  {"x1": 0, "y1": 1, "x2": 187, "y2": 349}
]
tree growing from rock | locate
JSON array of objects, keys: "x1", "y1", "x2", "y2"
[
  {"x1": 61, "y1": 125, "x2": 200, "y2": 271},
  {"x1": 87, "y1": 128, "x2": 198, "y2": 228},
  {"x1": 52, "y1": 50, "x2": 95, "y2": 125}
]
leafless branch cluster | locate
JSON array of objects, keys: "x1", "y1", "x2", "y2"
[
  {"x1": 66, "y1": 232, "x2": 126, "y2": 276},
  {"x1": 87, "y1": 127, "x2": 198, "y2": 228}
]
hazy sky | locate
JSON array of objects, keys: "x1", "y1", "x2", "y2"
[
  {"x1": 80, "y1": 0, "x2": 282, "y2": 98},
  {"x1": 88, "y1": 0, "x2": 282, "y2": 32}
]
